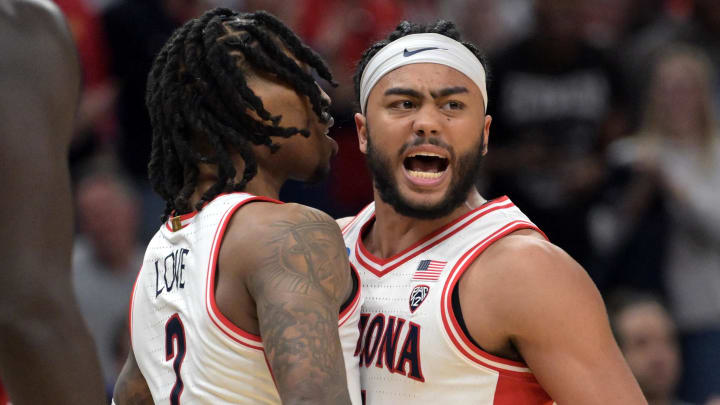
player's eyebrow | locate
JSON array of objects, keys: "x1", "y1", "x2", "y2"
[
  {"x1": 430, "y1": 86, "x2": 468, "y2": 98},
  {"x1": 384, "y1": 87, "x2": 423, "y2": 98}
]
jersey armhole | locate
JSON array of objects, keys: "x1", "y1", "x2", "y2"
[
  {"x1": 204, "y1": 196, "x2": 283, "y2": 351},
  {"x1": 450, "y1": 281, "x2": 487, "y2": 352},
  {"x1": 339, "y1": 261, "x2": 362, "y2": 326},
  {"x1": 340, "y1": 266, "x2": 359, "y2": 314},
  {"x1": 441, "y1": 220, "x2": 542, "y2": 376}
]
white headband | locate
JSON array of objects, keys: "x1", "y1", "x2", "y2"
[{"x1": 359, "y1": 33, "x2": 488, "y2": 114}]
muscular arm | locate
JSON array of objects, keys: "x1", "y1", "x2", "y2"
[
  {"x1": 462, "y1": 235, "x2": 646, "y2": 404},
  {"x1": 113, "y1": 350, "x2": 153, "y2": 405},
  {"x1": 245, "y1": 205, "x2": 353, "y2": 404},
  {"x1": 0, "y1": 1, "x2": 105, "y2": 404}
]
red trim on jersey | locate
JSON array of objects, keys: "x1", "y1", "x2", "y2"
[
  {"x1": 128, "y1": 265, "x2": 142, "y2": 342},
  {"x1": 441, "y1": 220, "x2": 548, "y2": 376},
  {"x1": 164, "y1": 192, "x2": 284, "y2": 232},
  {"x1": 164, "y1": 210, "x2": 199, "y2": 232},
  {"x1": 339, "y1": 264, "x2": 362, "y2": 327},
  {"x1": 493, "y1": 374, "x2": 554, "y2": 404},
  {"x1": 355, "y1": 197, "x2": 513, "y2": 277},
  {"x1": 341, "y1": 202, "x2": 374, "y2": 235},
  {"x1": 263, "y1": 352, "x2": 279, "y2": 391},
  {"x1": 205, "y1": 195, "x2": 282, "y2": 350}
]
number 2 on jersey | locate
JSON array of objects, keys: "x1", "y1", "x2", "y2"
[{"x1": 165, "y1": 314, "x2": 186, "y2": 405}]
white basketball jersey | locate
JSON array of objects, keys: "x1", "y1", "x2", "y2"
[
  {"x1": 130, "y1": 192, "x2": 362, "y2": 404},
  {"x1": 342, "y1": 197, "x2": 554, "y2": 404}
]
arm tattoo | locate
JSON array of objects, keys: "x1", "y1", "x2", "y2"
[{"x1": 251, "y1": 209, "x2": 351, "y2": 403}]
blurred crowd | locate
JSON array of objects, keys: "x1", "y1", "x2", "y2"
[{"x1": 42, "y1": 0, "x2": 720, "y2": 403}]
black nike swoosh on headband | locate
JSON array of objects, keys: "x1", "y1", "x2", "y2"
[{"x1": 403, "y1": 47, "x2": 446, "y2": 57}]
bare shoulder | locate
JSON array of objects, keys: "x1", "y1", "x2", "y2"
[
  {"x1": 243, "y1": 201, "x2": 336, "y2": 227},
  {"x1": 463, "y1": 231, "x2": 603, "y2": 331},
  {"x1": 469, "y1": 231, "x2": 593, "y2": 292},
  {"x1": 462, "y1": 233, "x2": 645, "y2": 403},
  {"x1": 223, "y1": 201, "x2": 351, "y2": 303},
  {"x1": 225, "y1": 202, "x2": 340, "y2": 255}
]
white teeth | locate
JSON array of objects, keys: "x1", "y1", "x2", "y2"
[
  {"x1": 408, "y1": 170, "x2": 443, "y2": 179},
  {"x1": 408, "y1": 152, "x2": 444, "y2": 158}
]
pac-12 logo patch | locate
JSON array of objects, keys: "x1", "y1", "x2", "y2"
[{"x1": 409, "y1": 285, "x2": 430, "y2": 313}]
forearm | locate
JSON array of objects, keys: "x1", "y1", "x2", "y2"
[
  {"x1": 0, "y1": 276, "x2": 106, "y2": 405},
  {"x1": 258, "y1": 298, "x2": 351, "y2": 405}
]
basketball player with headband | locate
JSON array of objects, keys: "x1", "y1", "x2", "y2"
[{"x1": 339, "y1": 21, "x2": 646, "y2": 404}]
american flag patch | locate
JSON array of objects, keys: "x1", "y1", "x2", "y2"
[{"x1": 412, "y1": 259, "x2": 447, "y2": 281}]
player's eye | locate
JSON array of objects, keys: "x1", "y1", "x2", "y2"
[
  {"x1": 390, "y1": 100, "x2": 416, "y2": 109},
  {"x1": 442, "y1": 100, "x2": 464, "y2": 110}
]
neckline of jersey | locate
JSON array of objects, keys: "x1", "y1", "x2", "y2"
[
  {"x1": 164, "y1": 192, "x2": 284, "y2": 232},
  {"x1": 355, "y1": 196, "x2": 512, "y2": 273}
]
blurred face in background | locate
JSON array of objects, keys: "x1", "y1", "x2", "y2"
[
  {"x1": 616, "y1": 302, "x2": 681, "y2": 401},
  {"x1": 648, "y1": 51, "x2": 713, "y2": 142},
  {"x1": 534, "y1": 0, "x2": 583, "y2": 41},
  {"x1": 76, "y1": 175, "x2": 140, "y2": 264}
]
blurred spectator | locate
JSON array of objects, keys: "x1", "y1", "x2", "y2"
[
  {"x1": 607, "y1": 290, "x2": 693, "y2": 405},
  {"x1": 441, "y1": 0, "x2": 533, "y2": 53},
  {"x1": 580, "y1": 0, "x2": 664, "y2": 51},
  {"x1": 102, "y1": 0, "x2": 213, "y2": 239},
  {"x1": 484, "y1": 0, "x2": 626, "y2": 273},
  {"x1": 72, "y1": 166, "x2": 143, "y2": 394},
  {"x1": 102, "y1": 0, "x2": 210, "y2": 181},
  {"x1": 599, "y1": 45, "x2": 720, "y2": 403},
  {"x1": 623, "y1": 0, "x2": 720, "y2": 127}
]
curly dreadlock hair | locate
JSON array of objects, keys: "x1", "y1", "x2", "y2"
[
  {"x1": 146, "y1": 8, "x2": 336, "y2": 221},
  {"x1": 353, "y1": 20, "x2": 489, "y2": 112}
]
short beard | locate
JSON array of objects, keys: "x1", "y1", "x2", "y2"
[{"x1": 365, "y1": 128, "x2": 485, "y2": 220}]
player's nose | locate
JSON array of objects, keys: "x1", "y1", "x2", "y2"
[{"x1": 412, "y1": 104, "x2": 442, "y2": 137}]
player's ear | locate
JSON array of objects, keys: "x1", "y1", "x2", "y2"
[
  {"x1": 481, "y1": 115, "x2": 492, "y2": 156},
  {"x1": 355, "y1": 113, "x2": 368, "y2": 155}
]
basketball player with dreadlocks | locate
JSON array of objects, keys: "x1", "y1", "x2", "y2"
[
  {"x1": 0, "y1": 1, "x2": 106, "y2": 404},
  {"x1": 340, "y1": 20, "x2": 646, "y2": 403},
  {"x1": 112, "y1": 8, "x2": 361, "y2": 405}
]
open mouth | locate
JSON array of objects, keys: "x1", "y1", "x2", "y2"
[{"x1": 403, "y1": 152, "x2": 449, "y2": 179}]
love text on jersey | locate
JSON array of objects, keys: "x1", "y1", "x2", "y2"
[{"x1": 155, "y1": 248, "x2": 190, "y2": 297}]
